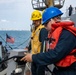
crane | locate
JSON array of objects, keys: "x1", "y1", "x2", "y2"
[{"x1": 31, "y1": 0, "x2": 65, "y2": 11}]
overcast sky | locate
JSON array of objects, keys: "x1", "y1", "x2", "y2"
[{"x1": 0, "y1": 0, "x2": 76, "y2": 30}]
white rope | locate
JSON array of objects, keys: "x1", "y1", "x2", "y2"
[{"x1": 23, "y1": 62, "x2": 31, "y2": 75}]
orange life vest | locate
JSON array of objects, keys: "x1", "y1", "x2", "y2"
[{"x1": 48, "y1": 21, "x2": 76, "y2": 67}]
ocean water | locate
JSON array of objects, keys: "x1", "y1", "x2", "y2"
[{"x1": 0, "y1": 31, "x2": 31, "y2": 50}]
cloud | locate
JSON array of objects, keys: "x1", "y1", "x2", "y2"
[
  {"x1": 0, "y1": 19, "x2": 10, "y2": 23},
  {"x1": 0, "y1": 19, "x2": 17, "y2": 23},
  {"x1": 0, "y1": 0, "x2": 15, "y2": 4},
  {"x1": 0, "y1": 0, "x2": 33, "y2": 30}
]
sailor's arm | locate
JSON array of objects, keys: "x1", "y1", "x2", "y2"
[
  {"x1": 28, "y1": 41, "x2": 31, "y2": 52},
  {"x1": 39, "y1": 28, "x2": 48, "y2": 52},
  {"x1": 32, "y1": 30, "x2": 76, "y2": 65},
  {"x1": 25, "y1": 41, "x2": 31, "y2": 52}
]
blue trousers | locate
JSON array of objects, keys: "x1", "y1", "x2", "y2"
[{"x1": 31, "y1": 62, "x2": 45, "y2": 75}]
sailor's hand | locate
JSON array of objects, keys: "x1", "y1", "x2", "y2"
[
  {"x1": 21, "y1": 53, "x2": 32, "y2": 62},
  {"x1": 24, "y1": 47, "x2": 29, "y2": 51}
]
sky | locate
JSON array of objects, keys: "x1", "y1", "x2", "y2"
[{"x1": 0, "y1": 0, "x2": 76, "y2": 30}]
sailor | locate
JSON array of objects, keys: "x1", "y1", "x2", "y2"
[
  {"x1": 68, "y1": 5, "x2": 73, "y2": 16},
  {"x1": 25, "y1": 10, "x2": 48, "y2": 75},
  {"x1": 21, "y1": 7, "x2": 76, "y2": 75}
]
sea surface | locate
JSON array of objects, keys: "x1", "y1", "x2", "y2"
[{"x1": 0, "y1": 30, "x2": 31, "y2": 50}]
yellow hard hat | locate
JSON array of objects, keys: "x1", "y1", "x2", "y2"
[{"x1": 31, "y1": 10, "x2": 42, "y2": 20}]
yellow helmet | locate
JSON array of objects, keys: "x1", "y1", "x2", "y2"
[{"x1": 31, "y1": 10, "x2": 42, "y2": 20}]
